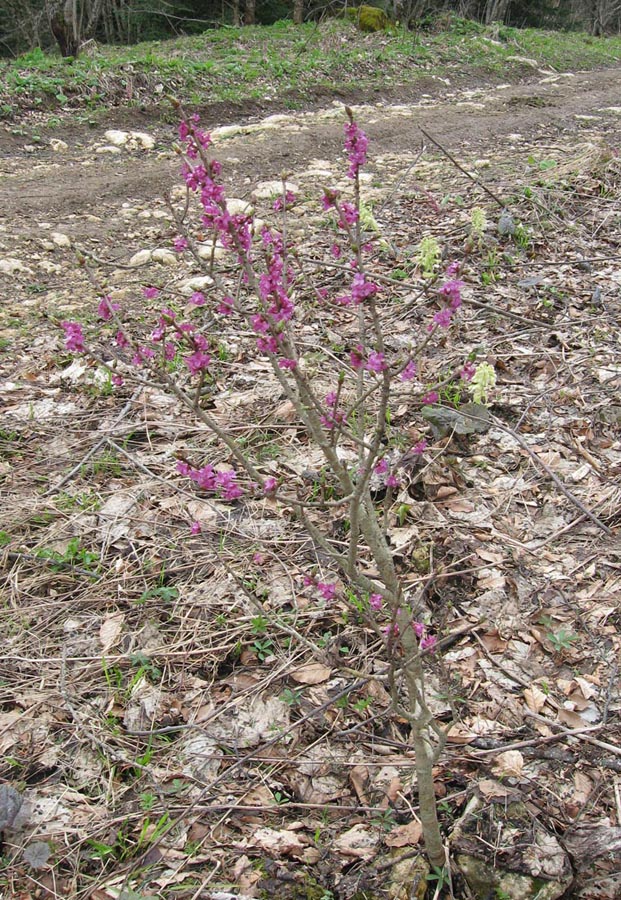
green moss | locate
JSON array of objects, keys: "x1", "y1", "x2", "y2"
[{"x1": 344, "y1": 6, "x2": 391, "y2": 32}]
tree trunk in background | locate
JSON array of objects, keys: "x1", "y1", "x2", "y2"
[
  {"x1": 47, "y1": 0, "x2": 80, "y2": 56},
  {"x1": 244, "y1": 0, "x2": 255, "y2": 25},
  {"x1": 232, "y1": 0, "x2": 240, "y2": 26},
  {"x1": 293, "y1": 0, "x2": 304, "y2": 24},
  {"x1": 484, "y1": 0, "x2": 511, "y2": 24},
  {"x1": 589, "y1": 0, "x2": 621, "y2": 33},
  {"x1": 45, "y1": 0, "x2": 106, "y2": 57}
]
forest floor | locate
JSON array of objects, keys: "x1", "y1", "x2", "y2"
[{"x1": 1, "y1": 51, "x2": 621, "y2": 900}]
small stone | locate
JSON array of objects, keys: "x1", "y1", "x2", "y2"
[
  {"x1": 51, "y1": 232, "x2": 71, "y2": 248},
  {"x1": 0, "y1": 258, "x2": 33, "y2": 275},
  {"x1": 49, "y1": 139, "x2": 68, "y2": 152},
  {"x1": 104, "y1": 129, "x2": 129, "y2": 146},
  {"x1": 129, "y1": 131, "x2": 155, "y2": 150},
  {"x1": 151, "y1": 248, "x2": 177, "y2": 266},
  {"x1": 95, "y1": 145, "x2": 122, "y2": 154},
  {"x1": 128, "y1": 249, "x2": 152, "y2": 267},
  {"x1": 0, "y1": 784, "x2": 23, "y2": 829},
  {"x1": 226, "y1": 198, "x2": 254, "y2": 216},
  {"x1": 181, "y1": 275, "x2": 214, "y2": 294},
  {"x1": 197, "y1": 242, "x2": 227, "y2": 261},
  {"x1": 252, "y1": 180, "x2": 299, "y2": 200}
]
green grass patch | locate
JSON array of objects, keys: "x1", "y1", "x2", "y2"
[{"x1": 1, "y1": 17, "x2": 620, "y2": 123}]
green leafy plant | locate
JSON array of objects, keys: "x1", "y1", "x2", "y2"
[{"x1": 546, "y1": 626, "x2": 579, "y2": 652}]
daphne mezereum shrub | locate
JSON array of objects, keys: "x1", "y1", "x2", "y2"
[{"x1": 61, "y1": 106, "x2": 480, "y2": 868}]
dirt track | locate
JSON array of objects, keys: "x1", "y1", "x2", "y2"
[{"x1": 1, "y1": 65, "x2": 620, "y2": 230}]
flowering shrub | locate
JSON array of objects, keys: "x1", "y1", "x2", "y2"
[{"x1": 60, "y1": 105, "x2": 479, "y2": 868}]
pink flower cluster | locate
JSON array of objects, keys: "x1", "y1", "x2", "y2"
[
  {"x1": 304, "y1": 575, "x2": 337, "y2": 601},
  {"x1": 273, "y1": 190, "x2": 296, "y2": 212},
  {"x1": 61, "y1": 321, "x2": 85, "y2": 352},
  {"x1": 432, "y1": 271, "x2": 464, "y2": 330},
  {"x1": 177, "y1": 460, "x2": 243, "y2": 501},
  {"x1": 321, "y1": 391, "x2": 347, "y2": 431},
  {"x1": 344, "y1": 120, "x2": 368, "y2": 179},
  {"x1": 348, "y1": 344, "x2": 387, "y2": 376},
  {"x1": 413, "y1": 621, "x2": 437, "y2": 652}
]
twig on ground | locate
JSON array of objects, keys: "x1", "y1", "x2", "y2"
[
  {"x1": 43, "y1": 387, "x2": 142, "y2": 496},
  {"x1": 419, "y1": 128, "x2": 507, "y2": 209}
]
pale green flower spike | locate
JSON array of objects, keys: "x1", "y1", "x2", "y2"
[
  {"x1": 359, "y1": 200, "x2": 389, "y2": 250},
  {"x1": 470, "y1": 207, "x2": 487, "y2": 244},
  {"x1": 416, "y1": 236, "x2": 441, "y2": 279},
  {"x1": 469, "y1": 362, "x2": 496, "y2": 406}
]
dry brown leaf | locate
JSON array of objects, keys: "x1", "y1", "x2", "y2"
[
  {"x1": 524, "y1": 684, "x2": 548, "y2": 714},
  {"x1": 99, "y1": 612, "x2": 124, "y2": 652},
  {"x1": 349, "y1": 765, "x2": 369, "y2": 805},
  {"x1": 491, "y1": 750, "x2": 525, "y2": 778},
  {"x1": 478, "y1": 779, "x2": 517, "y2": 799},
  {"x1": 573, "y1": 771, "x2": 593, "y2": 805},
  {"x1": 558, "y1": 708, "x2": 585, "y2": 728},
  {"x1": 334, "y1": 824, "x2": 378, "y2": 860},
  {"x1": 384, "y1": 819, "x2": 423, "y2": 848},
  {"x1": 290, "y1": 662, "x2": 331, "y2": 685},
  {"x1": 241, "y1": 785, "x2": 274, "y2": 807}
]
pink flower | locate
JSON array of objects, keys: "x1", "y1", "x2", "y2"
[
  {"x1": 330, "y1": 243, "x2": 342, "y2": 259},
  {"x1": 400, "y1": 360, "x2": 417, "y2": 382},
  {"x1": 365, "y1": 351, "x2": 387, "y2": 374},
  {"x1": 253, "y1": 552, "x2": 266, "y2": 565},
  {"x1": 339, "y1": 201, "x2": 358, "y2": 226},
  {"x1": 460, "y1": 361, "x2": 476, "y2": 382},
  {"x1": 344, "y1": 120, "x2": 368, "y2": 178},
  {"x1": 143, "y1": 287, "x2": 160, "y2": 300},
  {"x1": 383, "y1": 622, "x2": 399, "y2": 639},
  {"x1": 413, "y1": 621, "x2": 426, "y2": 638},
  {"x1": 369, "y1": 593, "x2": 383, "y2": 611},
  {"x1": 164, "y1": 343, "x2": 176, "y2": 361},
  {"x1": 317, "y1": 582, "x2": 336, "y2": 601},
  {"x1": 349, "y1": 346, "x2": 365, "y2": 370},
  {"x1": 412, "y1": 439, "x2": 427, "y2": 455},
  {"x1": 111, "y1": 374, "x2": 124, "y2": 387},
  {"x1": 173, "y1": 236, "x2": 189, "y2": 253},
  {"x1": 256, "y1": 335, "x2": 280, "y2": 354},
  {"x1": 422, "y1": 391, "x2": 439, "y2": 404},
  {"x1": 251, "y1": 314, "x2": 270, "y2": 334},
  {"x1": 433, "y1": 307, "x2": 453, "y2": 328},
  {"x1": 215, "y1": 469, "x2": 243, "y2": 501},
  {"x1": 190, "y1": 292, "x2": 205, "y2": 306},
  {"x1": 192, "y1": 464, "x2": 216, "y2": 491},
  {"x1": 62, "y1": 321, "x2": 85, "y2": 352},
  {"x1": 263, "y1": 476, "x2": 278, "y2": 495},
  {"x1": 97, "y1": 296, "x2": 119, "y2": 321},
  {"x1": 115, "y1": 330, "x2": 129, "y2": 349},
  {"x1": 351, "y1": 273, "x2": 378, "y2": 305},
  {"x1": 273, "y1": 190, "x2": 296, "y2": 211},
  {"x1": 386, "y1": 474, "x2": 400, "y2": 488},
  {"x1": 440, "y1": 279, "x2": 464, "y2": 309},
  {"x1": 374, "y1": 458, "x2": 388, "y2": 475},
  {"x1": 190, "y1": 521, "x2": 202, "y2": 535},
  {"x1": 446, "y1": 260, "x2": 461, "y2": 278},
  {"x1": 420, "y1": 635, "x2": 437, "y2": 652},
  {"x1": 185, "y1": 350, "x2": 211, "y2": 375},
  {"x1": 131, "y1": 346, "x2": 155, "y2": 366},
  {"x1": 321, "y1": 190, "x2": 338, "y2": 210},
  {"x1": 278, "y1": 358, "x2": 297, "y2": 370},
  {"x1": 218, "y1": 296, "x2": 234, "y2": 315}
]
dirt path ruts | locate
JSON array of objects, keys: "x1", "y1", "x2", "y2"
[{"x1": 1, "y1": 66, "x2": 620, "y2": 228}]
